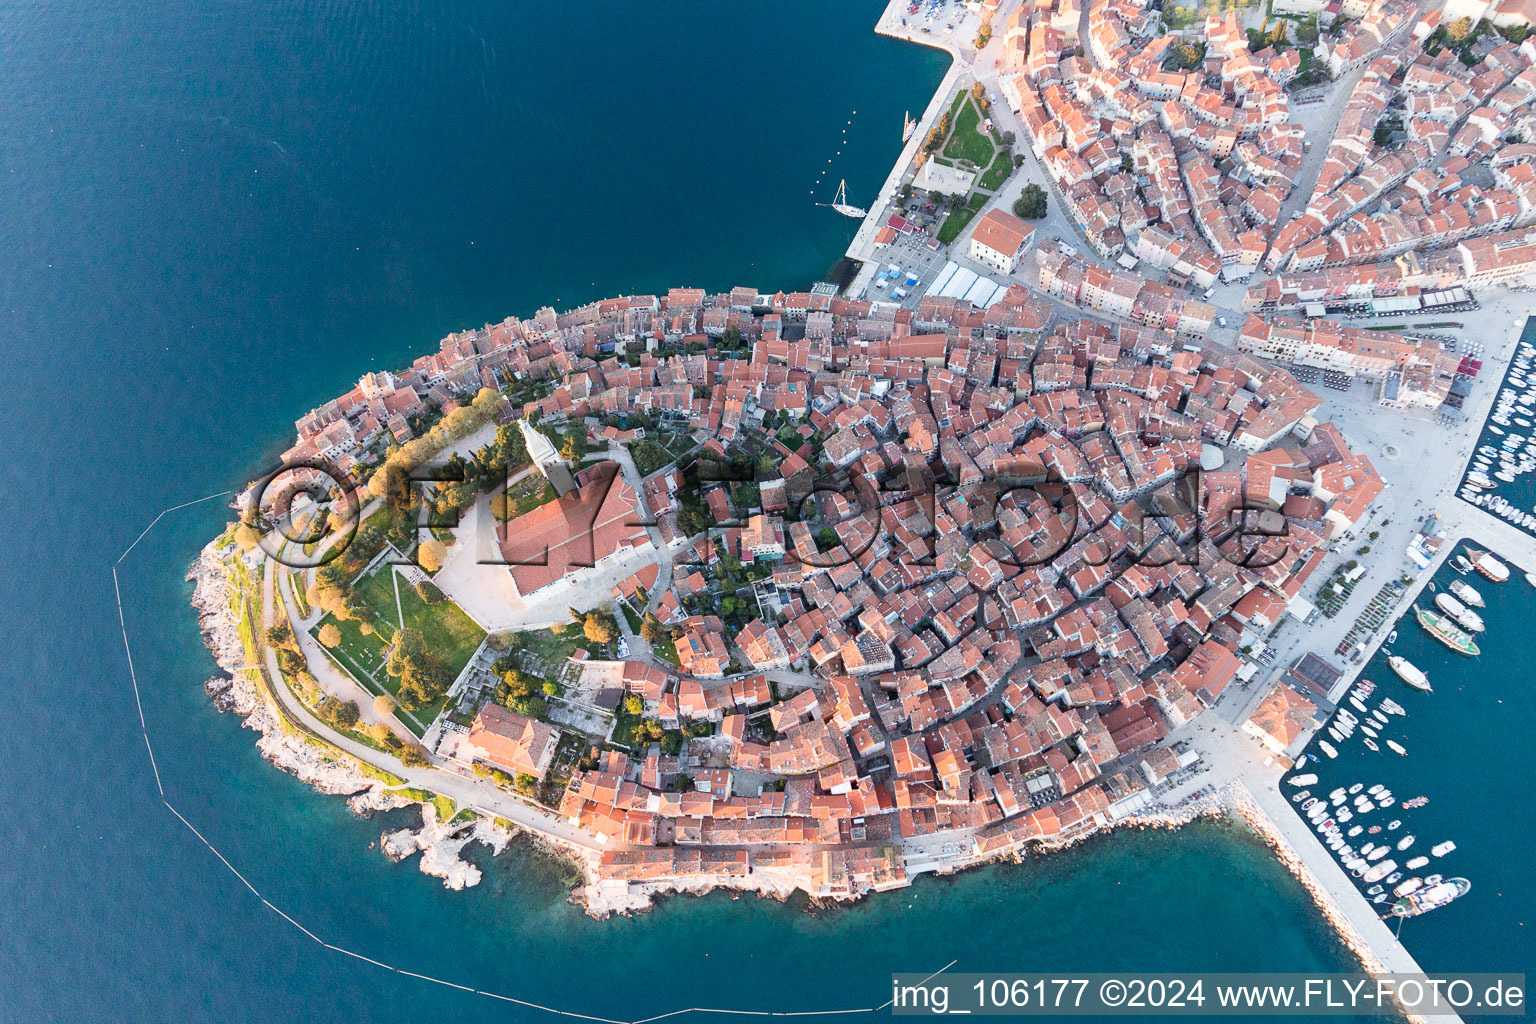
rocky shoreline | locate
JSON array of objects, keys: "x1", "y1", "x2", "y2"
[{"x1": 187, "y1": 541, "x2": 1386, "y2": 935}]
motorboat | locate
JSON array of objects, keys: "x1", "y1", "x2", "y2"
[
  {"x1": 1320, "y1": 740, "x2": 1338, "y2": 758},
  {"x1": 1287, "y1": 774, "x2": 1317, "y2": 787},
  {"x1": 1291, "y1": 791, "x2": 1311, "y2": 803},
  {"x1": 1397, "y1": 834, "x2": 1415, "y2": 851},
  {"x1": 1432, "y1": 841, "x2": 1456, "y2": 857},
  {"x1": 1367, "y1": 784, "x2": 1383, "y2": 795},
  {"x1": 1348, "y1": 826, "x2": 1363, "y2": 837},
  {"x1": 1394, "y1": 878, "x2": 1423, "y2": 897},
  {"x1": 1406, "y1": 856, "x2": 1430, "y2": 870},
  {"x1": 1387, "y1": 740, "x2": 1407, "y2": 756},
  {"x1": 1363, "y1": 859, "x2": 1398, "y2": 883},
  {"x1": 1349, "y1": 784, "x2": 1364, "y2": 794},
  {"x1": 1364, "y1": 739, "x2": 1379, "y2": 751}
]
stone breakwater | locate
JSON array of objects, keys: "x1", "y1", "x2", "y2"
[{"x1": 1230, "y1": 785, "x2": 1382, "y2": 973}]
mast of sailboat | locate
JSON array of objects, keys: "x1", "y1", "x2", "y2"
[{"x1": 814, "y1": 179, "x2": 867, "y2": 219}]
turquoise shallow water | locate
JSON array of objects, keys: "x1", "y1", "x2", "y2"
[{"x1": 0, "y1": 0, "x2": 1508, "y2": 1019}]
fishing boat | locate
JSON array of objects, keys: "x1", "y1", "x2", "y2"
[
  {"x1": 1386, "y1": 871, "x2": 1403, "y2": 884},
  {"x1": 1402, "y1": 796, "x2": 1427, "y2": 808},
  {"x1": 1287, "y1": 773, "x2": 1318, "y2": 787},
  {"x1": 1348, "y1": 826, "x2": 1364, "y2": 837},
  {"x1": 1380, "y1": 698, "x2": 1406, "y2": 716},
  {"x1": 1319, "y1": 740, "x2": 1338, "y2": 758},
  {"x1": 1393, "y1": 878, "x2": 1421, "y2": 897},
  {"x1": 1406, "y1": 855, "x2": 1429, "y2": 870},
  {"x1": 1368, "y1": 825, "x2": 1382, "y2": 835},
  {"x1": 1397, "y1": 834, "x2": 1415, "y2": 851},
  {"x1": 1434, "y1": 592, "x2": 1486, "y2": 632},
  {"x1": 1364, "y1": 739, "x2": 1379, "y2": 751},
  {"x1": 1390, "y1": 877, "x2": 1471, "y2": 918},
  {"x1": 1466, "y1": 548, "x2": 1510, "y2": 582},
  {"x1": 1328, "y1": 725, "x2": 1344, "y2": 742},
  {"x1": 1379, "y1": 796, "x2": 1395, "y2": 807},
  {"x1": 1367, "y1": 884, "x2": 1384, "y2": 895},
  {"x1": 1387, "y1": 630, "x2": 1397, "y2": 643},
  {"x1": 1349, "y1": 784, "x2": 1364, "y2": 794},
  {"x1": 1387, "y1": 820, "x2": 1402, "y2": 830},
  {"x1": 1387, "y1": 740, "x2": 1407, "y2": 756},
  {"x1": 1367, "y1": 847, "x2": 1389, "y2": 861},
  {"x1": 1450, "y1": 580, "x2": 1484, "y2": 607},
  {"x1": 1414, "y1": 606, "x2": 1481, "y2": 656},
  {"x1": 1426, "y1": 873, "x2": 1444, "y2": 885},
  {"x1": 1331, "y1": 792, "x2": 1346, "y2": 806},
  {"x1": 1432, "y1": 841, "x2": 1456, "y2": 857},
  {"x1": 1388, "y1": 656, "x2": 1432, "y2": 691}
]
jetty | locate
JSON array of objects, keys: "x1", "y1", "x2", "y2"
[{"x1": 1187, "y1": 725, "x2": 1464, "y2": 1024}]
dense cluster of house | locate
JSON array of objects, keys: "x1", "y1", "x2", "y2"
[
  {"x1": 998, "y1": 3, "x2": 1310, "y2": 281},
  {"x1": 1255, "y1": 22, "x2": 1536, "y2": 303},
  {"x1": 323, "y1": 282, "x2": 1381, "y2": 886}
]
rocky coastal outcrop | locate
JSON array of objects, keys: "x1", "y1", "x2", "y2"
[{"x1": 380, "y1": 805, "x2": 518, "y2": 890}]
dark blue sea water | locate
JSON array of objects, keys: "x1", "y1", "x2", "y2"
[{"x1": 0, "y1": 0, "x2": 1481, "y2": 1020}]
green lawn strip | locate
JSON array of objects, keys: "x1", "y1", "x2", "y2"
[
  {"x1": 621, "y1": 603, "x2": 643, "y2": 633},
  {"x1": 610, "y1": 704, "x2": 646, "y2": 749},
  {"x1": 937, "y1": 202, "x2": 982, "y2": 244},
  {"x1": 354, "y1": 566, "x2": 402, "y2": 629},
  {"x1": 397, "y1": 583, "x2": 486, "y2": 680},
  {"x1": 979, "y1": 152, "x2": 1012, "y2": 191},
  {"x1": 942, "y1": 98, "x2": 996, "y2": 167},
  {"x1": 650, "y1": 635, "x2": 680, "y2": 666},
  {"x1": 394, "y1": 787, "x2": 456, "y2": 822}
]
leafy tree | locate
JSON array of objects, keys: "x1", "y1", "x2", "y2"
[
  {"x1": 317, "y1": 623, "x2": 342, "y2": 648},
  {"x1": 374, "y1": 694, "x2": 397, "y2": 718},
  {"x1": 331, "y1": 700, "x2": 360, "y2": 729},
  {"x1": 639, "y1": 614, "x2": 663, "y2": 643},
  {"x1": 559, "y1": 427, "x2": 587, "y2": 462},
  {"x1": 660, "y1": 730, "x2": 683, "y2": 756},
  {"x1": 400, "y1": 745, "x2": 430, "y2": 767},
  {"x1": 1014, "y1": 184, "x2": 1048, "y2": 219},
  {"x1": 266, "y1": 622, "x2": 295, "y2": 650},
  {"x1": 624, "y1": 694, "x2": 644, "y2": 716},
  {"x1": 1446, "y1": 15, "x2": 1472, "y2": 42},
  {"x1": 542, "y1": 680, "x2": 563, "y2": 697},
  {"x1": 583, "y1": 610, "x2": 617, "y2": 644},
  {"x1": 514, "y1": 773, "x2": 539, "y2": 796},
  {"x1": 1001, "y1": 130, "x2": 1016, "y2": 147},
  {"x1": 415, "y1": 579, "x2": 444, "y2": 604},
  {"x1": 416, "y1": 539, "x2": 447, "y2": 574}
]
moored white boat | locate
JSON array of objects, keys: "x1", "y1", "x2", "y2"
[
  {"x1": 1432, "y1": 840, "x2": 1456, "y2": 857},
  {"x1": 1387, "y1": 740, "x2": 1407, "y2": 755}
]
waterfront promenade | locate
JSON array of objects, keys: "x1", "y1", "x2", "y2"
[{"x1": 843, "y1": 0, "x2": 969, "y2": 296}]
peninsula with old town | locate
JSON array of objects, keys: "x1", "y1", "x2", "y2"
[{"x1": 193, "y1": 0, "x2": 1536, "y2": 988}]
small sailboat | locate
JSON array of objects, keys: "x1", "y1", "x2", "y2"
[{"x1": 816, "y1": 178, "x2": 867, "y2": 219}]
